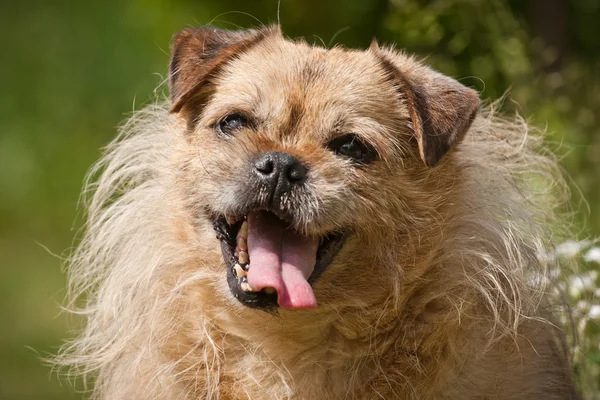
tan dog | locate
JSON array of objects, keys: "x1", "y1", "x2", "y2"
[{"x1": 58, "y1": 25, "x2": 579, "y2": 399}]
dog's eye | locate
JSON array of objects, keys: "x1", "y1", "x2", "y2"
[
  {"x1": 328, "y1": 134, "x2": 377, "y2": 164},
  {"x1": 217, "y1": 113, "x2": 250, "y2": 135}
]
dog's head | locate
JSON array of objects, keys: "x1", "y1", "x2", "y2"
[{"x1": 169, "y1": 26, "x2": 480, "y2": 311}]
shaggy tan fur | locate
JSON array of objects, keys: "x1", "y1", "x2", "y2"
[{"x1": 57, "y1": 25, "x2": 579, "y2": 399}]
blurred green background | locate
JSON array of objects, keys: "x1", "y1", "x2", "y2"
[{"x1": 1, "y1": 0, "x2": 599, "y2": 398}]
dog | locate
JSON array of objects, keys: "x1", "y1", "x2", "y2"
[{"x1": 57, "y1": 25, "x2": 579, "y2": 399}]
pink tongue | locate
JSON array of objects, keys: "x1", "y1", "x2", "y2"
[{"x1": 246, "y1": 211, "x2": 319, "y2": 309}]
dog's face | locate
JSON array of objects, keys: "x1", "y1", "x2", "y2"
[{"x1": 169, "y1": 26, "x2": 480, "y2": 311}]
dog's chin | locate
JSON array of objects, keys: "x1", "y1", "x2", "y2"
[{"x1": 212, "y1": 209, "x2": 347, "y2": 311}]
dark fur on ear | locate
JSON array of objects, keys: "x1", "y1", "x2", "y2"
[
  {"x1": 169, "y1": 25, "x2": 280, "y2": 114},
  {"x1": 371, "y1": 44, "x2": 481, "y2": 167}
]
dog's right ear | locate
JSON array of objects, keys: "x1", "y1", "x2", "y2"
[{"x1": 169, "y1": 25, "x2": 279, "y2": 113}]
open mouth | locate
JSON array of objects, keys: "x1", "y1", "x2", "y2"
[{"x1": 213, "y1": 210, "x2": 346, "y2": 310}]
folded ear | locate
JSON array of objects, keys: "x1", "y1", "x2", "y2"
[
  {"x1": 372, "y1": 45, "x2": 481, "y2": 168},
  {"x1": 169, "y1": 25, "x2": 280, "y2": 113}
]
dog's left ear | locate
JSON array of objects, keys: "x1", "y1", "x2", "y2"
[
  {"x1": 169, "y1": 25, "x2": 280, "y2": 113},
  {"x1": 372, "y1": 45, "x2": 481, "y2": 168}
]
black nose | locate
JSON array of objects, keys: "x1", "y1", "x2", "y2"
[{"x1": 254, "y1": 152, "x2": 307, "y2": 197}]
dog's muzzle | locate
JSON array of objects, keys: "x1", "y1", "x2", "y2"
[
  {"x1": 253, "y1": 152, "x2": 307, "y2": 203},
  {"x1": 212, "y1": 152, "x2": 347, "y2": 311}
]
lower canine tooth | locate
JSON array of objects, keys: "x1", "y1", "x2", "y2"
[
  {"x1": 237, "y1": 237, "x2": 248, "y2": 251},
  {"x1": 238, "y1": 251, "x2": 248, "y2": 264},
  {"x1": 238, "y1": 221, "x2": 248, "y2": 239},
  {"x1": 263, "y1": 287, "x2": 276, "y2": 295},
  {"x1": 234, "y1": 264, "x2": 246, "y2": 278},
  {"x1": 240, "y1": 282, "x2": 252, "y2": 292}
]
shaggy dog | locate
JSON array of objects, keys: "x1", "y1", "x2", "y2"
[{"x1": 58, "y1": 25, "x2": 579, "y2": 399}]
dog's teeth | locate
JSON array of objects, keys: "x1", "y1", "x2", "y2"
[
  {"x1": 234, "y1": 264, "x2": 247, "y2": 278},
  {"x1": 237, "y1": 237, "x2": 248, "y2": 251},
  {"x1": 238, "y1": 251, "x2": 248, "y2": 265},
  {"x1": 263, "y1": 287, "x2": 276, "y2": 295},
  {"x1": 240, "y1": 282, "x2": 252, "y2": 292},
  {"x1": 238, "y1": 221, "x2": 248, "y2": 239}
]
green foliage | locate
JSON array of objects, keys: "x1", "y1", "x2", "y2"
[
  {"x1": 549, "y1": 242, "x2": 600, "y2": 398},
  {"x1": 382, "y1": 0, "x2": 600, "y2": 234},
  {"x1": 0, "y1": 0, "x2": 598, "y2": 398}
]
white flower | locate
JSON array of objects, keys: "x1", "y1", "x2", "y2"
[
  {"x1": 576, "y1": 300, "x2": 590, "y2": 313},
  {"x1": 568, "y1": 270, "x2": 598, "y2": 297},
  {"x1": 555, "y1": 241, "x2": 586, "y2": 258},
  {"x1": 588, "y1": 305, "x2": 600, "y2": 319},
  {"x1": 584, "y1": 247, "x2": 600, "y2": 263}
]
